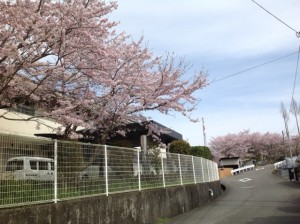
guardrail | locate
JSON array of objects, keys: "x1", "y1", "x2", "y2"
[
  {"x1": 231, "y1": 165, "x2": 255, "y2": 175},
  {"x1": 274, "y1": 160, "x2": 286, "y2": 169}
]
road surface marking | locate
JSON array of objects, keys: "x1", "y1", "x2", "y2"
[
  {"x1": 256, "y1": 167, "x2": 265, "y2": 171},
  {"x1": 239, "y1": 178, "x2": 252, "y2": 182}
]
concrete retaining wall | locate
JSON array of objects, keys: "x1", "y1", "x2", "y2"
[{"x1": 0, "y1": 181, "x2": 222, "y2": 224}]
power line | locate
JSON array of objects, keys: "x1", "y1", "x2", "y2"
[
  {"x1": 291, "y1": 45, "x2": 300, "y2": 100},
  {"x1": 210, "y1": 51, "x2": 298, "y2": 84},
  {"x1": 251, "y1": 0, "x2": 300, "y2": 38}
]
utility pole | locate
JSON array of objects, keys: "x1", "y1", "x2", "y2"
[
  {"x1": 284, "y1": 120, "x2": 294, "y2": 166},
  {"x1": 281, "y1": 102, "x2": 293, "y2": 165},
  {"x1": 202, "y1": 118, "x2": 207, "y2": 147}
]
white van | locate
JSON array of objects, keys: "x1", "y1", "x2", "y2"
[{"x1": 5, "y1": 156, "x2": 54, "y2": 181}]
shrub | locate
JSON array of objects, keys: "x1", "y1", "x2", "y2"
[
  {"x1": 190, "y1": 146, "x2": 213, "y2": 160},
  {"x1": 169, "y1": 140, "x2": 190, "y2": 155}
]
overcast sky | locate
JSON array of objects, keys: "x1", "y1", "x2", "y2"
[{"x1": 110, "y1": 0, "x2": 300, "y2": 146}]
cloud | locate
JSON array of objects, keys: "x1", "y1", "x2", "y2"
[
  {"x1": 112, "y1": 0, "x2": 300, "y2": 57},
  {"x1": 111, "y1": 0, "x2": 300, "y2": 146}
]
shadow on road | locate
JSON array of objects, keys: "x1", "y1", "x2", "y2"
[
  {"x1": 277, "y1": 196, "x2": 300, "y2": 214},
  {"x1": 245, "y1": 216, "x2": 300, "y2": 224},
  {"x1": 278, "y1": 181, "x2": 300, "y2": 189}
]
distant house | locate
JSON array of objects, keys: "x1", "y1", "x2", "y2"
[{"x1": 219, "y1": 157, "x2": 242, "y2": 169}]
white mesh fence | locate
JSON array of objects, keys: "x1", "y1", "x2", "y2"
[
  {"x1": 0, "y1": 134, "x2": 219, "y2": 208},
  {"x1": 0, "y1": 134, "x2": 54, "y2": 208}
]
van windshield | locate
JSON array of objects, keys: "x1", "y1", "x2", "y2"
[{"x1": 6, "y1": 160, "x2": 23, "y2": 172}]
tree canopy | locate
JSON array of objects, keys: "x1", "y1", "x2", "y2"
[
  {"x1": 0, "y1": 0, "x2": 207, "y2": 143},
  {"x1": 190, "y1": 146, "x2": 213, "y2": 160},
  {"x1": 209, "y1": 130, "x2": 296, "y2": 163}
]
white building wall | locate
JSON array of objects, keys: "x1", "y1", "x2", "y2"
[{"x1": 0, "y1": 109, "x2": 60, "y2": 137}]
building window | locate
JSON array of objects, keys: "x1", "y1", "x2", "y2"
[{"x1": 12, "y1": 104, "x2": 35, "y2": 116}]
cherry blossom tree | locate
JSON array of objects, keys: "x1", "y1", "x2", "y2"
[
  {"x1": 0, "y1": 0, "x2": 118, "y2": 108},
  {"x1": 47, "y1": 38, "x2": 207, "y2": 142},
  {"x1": 291, "y1": 135, "x2": 300, "y2": 155},
  {"x1": 260, "y1": 132, "x2": 283, "y2": 161},
  {"x1": 209, "y1": 133, "x2": 242, "y2": 159},
  {"x1": 210, "y1": 131, "x2": 285, "y2": 163},
  {"x1": 0, "y1": 0, "x2": 207, "y2": 143}
]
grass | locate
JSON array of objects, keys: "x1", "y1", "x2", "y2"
[
  {"x1": 156, "y1": 217, "x2": 171, "y2": 224},
  {"x1": 0, "y1": 180, "x2": 53, "y2": 206},
  {"x1": 0, "y1": 174, "x2": 190, "y2": 208}
]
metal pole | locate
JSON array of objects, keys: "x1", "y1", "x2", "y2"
[
  {"x1": 104, "y1": 145, "x2": 108, "y2": 196},
  {"x1": 178, "y1": 154, "x2": 183, "y2": 185},
  {"x1": 200, "y1": 158, "x2": 205, "y2": 182},
  {"x1": 161, "y1": 151, "x2": 165, "y2": 188},
  {"x1": 54, "y1": 139, "x2": 58, "y2": 203},
  {"x1": 202, "y1": 118, "x2": 207, "y2": 147},
  {"x1": 192, "y1": 156, "x2": 196, "y2": 184},
  {"x1": 137, "y1": 149, "x2": 141, "y2": 191},
  {"x1": 207, "y1": 161, "x2": 211, "y2": 182},
  {"x1": 210, "y1": 162, "x2": 213, "y2": 181},
  {"x1": 215, "y1": 163, "x2": 220, "y2": 180}
]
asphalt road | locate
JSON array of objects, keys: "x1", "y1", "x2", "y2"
[{"x1": 168, "y1": 165, "x2": 300, "y2": 224}]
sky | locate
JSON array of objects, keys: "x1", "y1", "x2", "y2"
[{"x1": 110, "y1": 0, "x2": 300, "y2": 146}]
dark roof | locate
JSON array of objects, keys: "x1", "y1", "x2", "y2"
[
  {"x1": 112, "y1": 121, "x2": 182, "y2": 144},
  {"x1": 79, "y1": 120, "x2": 182, "y2": 144},
  {"x1": 150, "y1": 121, "x2": 182, "y2": 140},
  {"x1": 34, "y1": 133, "x2": 64, "y2": 139},
  {"x1": 36, "y1": 120, "x2": 182, "y2": 145}
]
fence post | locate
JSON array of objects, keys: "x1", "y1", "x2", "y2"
[
  {"x1": 192, "y1": 156, "x2": 196, "y2": 184},
  {"x1": 137, "y1": 148, "x2": 141, "y2": 191},
  {"x1": 178, "y1": 154, "x2": 183, "y2": 185},
  {"x1": 207, "y1": 161, "x2": 210, "y2": 182},
  {"x1": 161, "y1": 151, "x2": 165, "y2": 188},
  {"x1": 200, "y1": 158, "x2": 205, "y2": 182},
  {"x1": 104, "y1": 145, "x2": 108, "y2": 196},
  {"x1": 54, "y1": 139, "x2": 58, "y2": 203},
  {"x1": 215, "y1": 163, "x2": 219, "y2": 181},
  {"x1": 212, "y1": 162, "x2": 215, "y2": 181},
  {"x1": 208, "y1": 161, "x2": 212, "y2": 182},
  {"x1": 210, "y1": 162, "x2": 213, "y2": 181}
]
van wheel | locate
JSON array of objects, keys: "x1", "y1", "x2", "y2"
[{"x1": 82, "y1": 174, "x2": 89, "y2": 180}]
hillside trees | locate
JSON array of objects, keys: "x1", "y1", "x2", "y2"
[
  {"x1": 210, "y1": 131, "x2": 285, "y2": 162},
  {"x1": 0, "y1": 0, "x2": 207, "y2": 143},
  {"x1": 168, "y1": 140, "x2": 214, "y2": 160}
]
